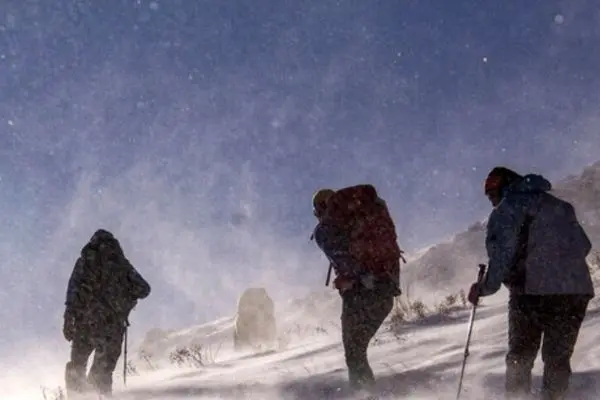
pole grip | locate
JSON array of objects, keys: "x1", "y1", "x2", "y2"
[
  {"x1": 477, "y1": 264, "x2": 486, "y2": 284},
  {"x1": 123, "y1": 326, "x2": 128, "y2": 386}
]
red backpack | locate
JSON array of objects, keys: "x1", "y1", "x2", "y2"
[{"x1": 324, "y1": 184, "x2": 404, "y2": 277}]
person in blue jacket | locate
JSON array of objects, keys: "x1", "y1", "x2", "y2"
[{"x1": 468, "y1": 167, "x2": 594, "y2": 400}]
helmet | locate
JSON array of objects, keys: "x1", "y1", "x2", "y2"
[
  {"x1": 484, "y1": 167, "x2": 523, "y2": 195},
  {"x1": 312, "y1": 188, "x2": 335, "y2": 217}
]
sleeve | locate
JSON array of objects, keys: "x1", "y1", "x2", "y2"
[
  {"x1": 580, "y1": 225, "x2": 593, "y2": 257},
  {"x1": 568, "y1": 203, "x2": 592, "y2": 257},
  {"x1": 127, "y1": 263, "x2": 151, "y2": 300},
  {"x1": 480, "y1": 198, "x2": 530, "y2": 296},
  {"x1": 65, "y1": 257, "x2": 91, "y2": 316},
  {"x1": 313, "y1": 223, "x2": 363, "y2": 278}
]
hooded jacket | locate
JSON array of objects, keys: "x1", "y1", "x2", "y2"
[
  {"x1": 65, "y1": 233, "x2": 151, "y2": 326},
  {"x1": 481, "y1": 174, "x2": 594, "y2": 297}
]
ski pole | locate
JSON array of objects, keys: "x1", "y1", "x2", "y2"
[
  {"x1": 456, "y1": 263, "x2": 486, "y2": 400},
  {"x1": 123, "y1": 320, "x2": 129, "y2": 387},
  {"x1": 325, "y1": 263, "x2": 333, "y2": 286}
]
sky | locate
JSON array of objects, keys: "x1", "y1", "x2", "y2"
[{"x1": 0, "y1": 0, "x2": 600, "y2": 363}]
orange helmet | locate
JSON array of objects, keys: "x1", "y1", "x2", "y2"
[{"x1": 484, "y1": 167, "x2": 523, "y2": 195}]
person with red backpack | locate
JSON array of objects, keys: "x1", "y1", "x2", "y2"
[{"x1": 311, "y1": 185, "x2": 404, "y2": 390}]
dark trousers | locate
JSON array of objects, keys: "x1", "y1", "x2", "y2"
[
  {"x1": 341, "y1": 284, "x2": 394, "y2": 389},
  {"x1": 66, "y1": 321, "x2": 126, "y2": 396},
  {"x1": 506, "y1": 294, "x2": 590, "y2": 400}
]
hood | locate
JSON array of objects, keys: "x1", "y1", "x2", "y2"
[
  {"x1": 81, "y1": 230, "x2": 124, "y2": 260},
  {"x1": 507, "y1": 173, "x2": 552, "y2": 194}
]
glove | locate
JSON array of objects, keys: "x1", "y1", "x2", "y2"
[
  {"x1": 63, "y1": 309, "x2": 76, "y2": 342},
  {"x1": 334, "y1": 275, "x2": 355, "y2": 293},
  {"x1": 467, "y1": 282, "x2": 483, "y2": 306}
]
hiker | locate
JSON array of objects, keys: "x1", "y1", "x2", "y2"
[
  {"x1": 311, "y1": 185, "x2": 404, "y2": 390},
  {"x1": 467, "y1": 167, "x2": 595, "y2": 400},
  {"x1": 63, "y1": 229, "x2": 151, "y2": 397}
]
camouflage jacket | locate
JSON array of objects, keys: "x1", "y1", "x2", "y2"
[{"x1": 65, "y1": 240, "x2": 151, "y2": 325}]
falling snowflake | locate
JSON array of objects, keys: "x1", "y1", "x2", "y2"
[
  {"x1": 554, "y1": 14, "x2": 565, "y2": 24},
  {"x1": 6, "y1": 14, "x2": 16, "y2": 29}
]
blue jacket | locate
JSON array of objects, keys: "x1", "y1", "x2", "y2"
[
  {"x1": 312, "y1": 222, "x2": 364, "y2": 279},
  {"x1": 481, "y1": 174, "x2": 594, "y2": 297}
]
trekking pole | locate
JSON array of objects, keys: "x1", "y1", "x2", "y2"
[
  {"x1": 456, "y1": 263, "x2": 487, "y2": 400},
  {"x1": 123, "y1": 320, "x2": 129, "y2": 387},
  {"x1": 310, "y1": 232, "x2": 333, "y2": 287},
  {"x1": 325, "y1": 263, "x2": 333, "y2": 286}
]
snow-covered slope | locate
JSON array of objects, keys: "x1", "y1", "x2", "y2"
[
  {"x1": 106, "y1": 296, "x2": 600, "y2": 399},
  {"x1": 21, "y1": 294, "x2": 600, "y2": 399},
  {"x1": 133, "y1": 288, "x2": 344, "y2": 369}
]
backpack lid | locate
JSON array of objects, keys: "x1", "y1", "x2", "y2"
[{"x1": 324, "y1": 184, "x2": 378, "y2": 224}]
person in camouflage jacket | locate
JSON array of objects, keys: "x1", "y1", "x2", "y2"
[{"x1": 63, "y1": 229, "x2": 151, "y2": 397}]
